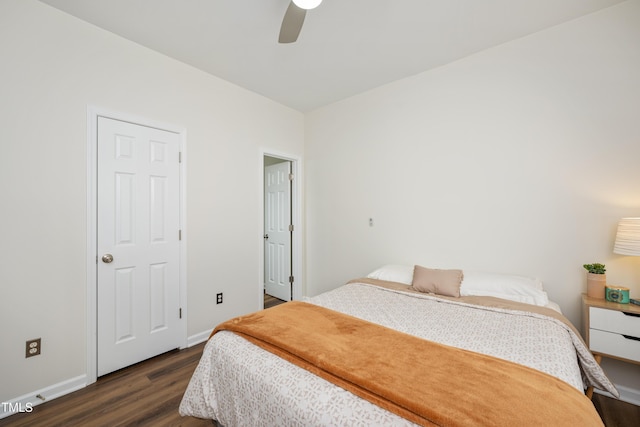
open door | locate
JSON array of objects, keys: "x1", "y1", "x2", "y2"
[{"x1": 264, "y1": 159, "x2": 292, "y2": 301}]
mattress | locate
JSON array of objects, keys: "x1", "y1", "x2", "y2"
[{"x1": 180, "y1": 280, "x2": 616, "y2": 426}]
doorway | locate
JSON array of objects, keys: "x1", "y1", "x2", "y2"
[
  {"x1": 262, "y1": 153, "x2": 302, "y2": 307},
  {"x1": 87, "y1": 107, "x2": 187, "y2": 384},
  {"x1": 264, "y1": 158, "x2": 292, "y2": 302}
]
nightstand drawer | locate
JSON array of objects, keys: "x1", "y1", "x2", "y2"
[
  {"x1": 590, "y1": 307, "x2": 640, "y2": 337},
  {"x1": 590, "y1": 329, "x2": 640, "y2": 363}
]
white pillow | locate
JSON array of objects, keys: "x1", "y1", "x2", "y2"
[
  {"x1": 366, "y1": 266, "x2": 549, "y2": 307},
  {"x1": 460, "y1": 271, "x2": 549, "y2": 306},
  {"x1": 366, "y1": 265, "x2": 414, "y2": 285}
]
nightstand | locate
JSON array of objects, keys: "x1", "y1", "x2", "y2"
[{"x1": 581, "y1": 293, "x2": 640, "y2": 398}]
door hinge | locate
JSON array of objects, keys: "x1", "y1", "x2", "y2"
[
  {"x1": 288, "y1": 173, "x2": 293, "y2": 181},
  {"x1": 179, "y1": 230, "x2": 182, "y2": 240},
  {"x1": 179, "y1": 152, "x2": 182, "y2": 163},
  {"x1": 289, "y1": 224, "x2": 294, "y2": 232},
  {"x1": 289, "y1": 275, "x2": 294, "y2": 284},
  {"x1": 179, "y1": 308, "x2": 182, "y2": 319}
]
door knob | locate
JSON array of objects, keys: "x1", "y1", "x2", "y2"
[
  {"x1": 102, "y1": 254, "x2": 114, "y2": 263},
  {"x1": 263, "y1": 234, "x2": 269, "y2": 239}
]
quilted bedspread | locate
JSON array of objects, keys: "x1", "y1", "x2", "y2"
[{"x1": 179, "y1": 281, "x2": 616, "y2": 426}]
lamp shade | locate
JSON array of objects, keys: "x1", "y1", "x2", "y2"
[{"x1": 613, "y1": 218, "x2": 640, "y2": 256}]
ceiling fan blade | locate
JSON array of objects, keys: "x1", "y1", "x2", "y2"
[{"x1": 278, "y1": 2, "x2": 306, "y2": 43}]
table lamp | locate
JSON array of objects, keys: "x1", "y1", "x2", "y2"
[
  {"x1": 611, "y1": 218, "x2": 640, "y2": 303},
  {"x1": 614, "y1": 218, "x2": 640, "y2": 256}
]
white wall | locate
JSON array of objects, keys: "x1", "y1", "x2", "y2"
[
  {"x1": 0, "y1": 0, "x2": 303, "y2": 403},
  {"x1": 305, "y1": 0, "x2": 640, "y2": 398}
]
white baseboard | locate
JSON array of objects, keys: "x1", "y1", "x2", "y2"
[
  {"x1": 596, "y1": 383, "x2": 640, "y2": 406},
  {"x1": 0, "y1": 375, "x2": 86, "y2": 420},
  {"x1": 187, "y1": 330, "x2": 211, "y2": 347}
]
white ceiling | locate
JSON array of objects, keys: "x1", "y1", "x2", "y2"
[{"x1": 39, "y1": 0, "x2": 624, "y2": 112}]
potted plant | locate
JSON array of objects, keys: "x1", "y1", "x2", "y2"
[{"x1": 583, "y1": 263, "x2": 606, "y2": 299}]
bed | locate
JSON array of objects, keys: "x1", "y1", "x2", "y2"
[{"x1": 180, "y1": 265, "x2": 617, "y2": 426}]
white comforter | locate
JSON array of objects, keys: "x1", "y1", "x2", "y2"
[{"x1": 179, "y1": 282, "x2": 616, "y2": 426}]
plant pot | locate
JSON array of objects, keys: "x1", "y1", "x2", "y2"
[{"x1": 586, "y1": 273, "x2": 606, "y2": 299}]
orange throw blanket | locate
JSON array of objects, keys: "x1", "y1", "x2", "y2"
[{"x1": 212, "y1": 301, "x2": 603, "y2": 427}]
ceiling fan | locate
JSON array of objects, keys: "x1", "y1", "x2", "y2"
[{"x1": 278, "y1": 0, "x2": 323, "y2": 43}]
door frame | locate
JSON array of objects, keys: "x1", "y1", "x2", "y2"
[
  {"x1": 86, "y1": 106, "x2": 187, "y2": 385},
  {"x1": 260, "y1": 150, "x2": 302, "y2": 307}
]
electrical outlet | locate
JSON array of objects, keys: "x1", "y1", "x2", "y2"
[
  {"x1": 216, "y1": 293, "x2": 223, "y2": 304},
  {"x1": 26, "y1": 338, "x2": 41, "y2": 358}
]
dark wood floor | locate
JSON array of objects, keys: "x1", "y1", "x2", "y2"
[
  {"x1": 0, "y1": 343, "x2": 211, "y2": 427},
  {"x1": 593, "y1": 392, "x2": 640, "y2": 427},
  {"x1": 1, "y1": 294, "x2": 637, "y2": 426},
  {"x1": 264, "y1": 293, "x2": 286, "y2": 309}
]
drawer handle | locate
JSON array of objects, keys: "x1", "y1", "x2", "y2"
[
  {"x1": 622, "y1": 334, "x2": 640, "y2": 342},
  {"x1": 622, "y1": 312, "x2": 640, "y2": 318}
]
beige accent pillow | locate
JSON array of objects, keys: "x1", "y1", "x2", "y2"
[{"x1": 411, "y1": 265, "x2": 463, "y2": 297}]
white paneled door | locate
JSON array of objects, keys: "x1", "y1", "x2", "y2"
[
  {"x1": 97, "y1": 117, "x2": 182, "y2": 376},
  {"x1": 264, "y1": 161, "x2": 292, "y2": 301}
]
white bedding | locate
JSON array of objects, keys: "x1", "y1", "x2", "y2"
[{"x1": 180, "y1": 281, "x2": 616, "y2": 426}]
